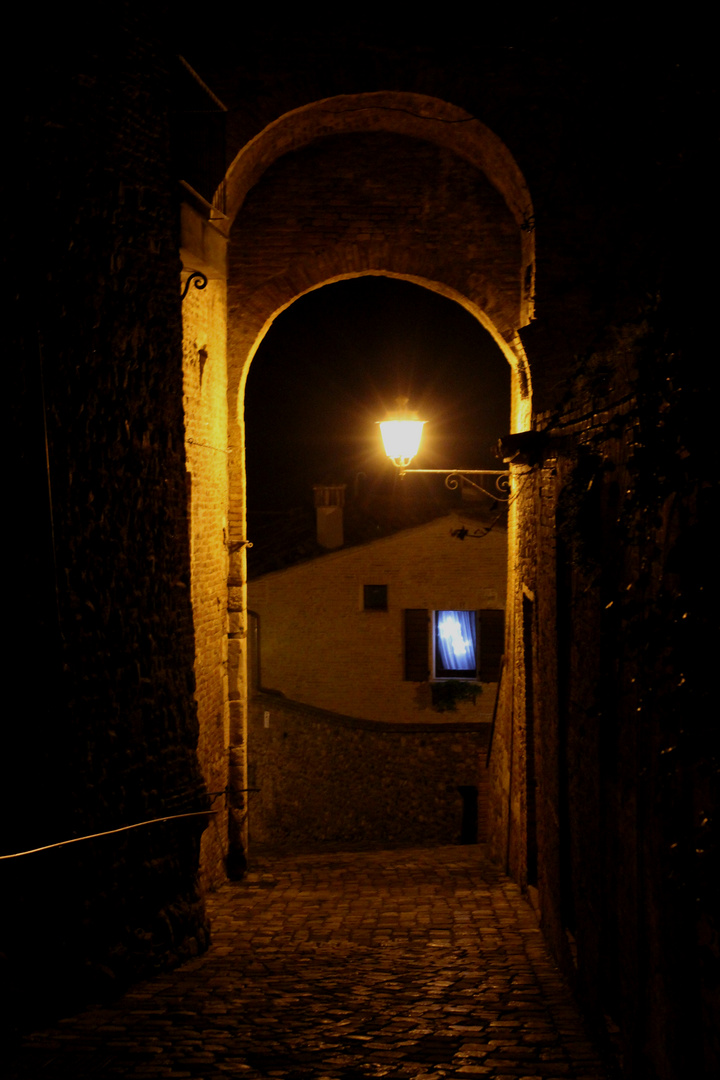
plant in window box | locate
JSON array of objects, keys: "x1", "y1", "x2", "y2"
[{"x1": 430, "y1": 680, "x2": 482, "y2": 712}]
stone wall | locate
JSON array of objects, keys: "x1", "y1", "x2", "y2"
[
  {"x1": 248, "y1": 693, "x2": 491, "y2": 850},
  {"x1": 489, "y1": 304, "x2": 715, "y2": 1076},
  {"x1": 5, "y1": 24, "x2": 209, "y2": 1029}
]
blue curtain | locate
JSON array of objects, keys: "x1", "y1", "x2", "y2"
[{"x1": 436, "y1": 610, "x2": 476, "y2": 673}]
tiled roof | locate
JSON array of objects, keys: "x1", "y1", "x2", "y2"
[{"x1": 247, "y1": 480, "x2": 506, "y2": 579}]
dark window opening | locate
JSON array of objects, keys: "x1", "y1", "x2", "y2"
[{"x1": 364, "y1": 584, "x2": 388, "y2": 611}]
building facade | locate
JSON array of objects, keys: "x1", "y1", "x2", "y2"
[
  {"x1": 248, "y1": 513, "x2": 506, "y2": 725},
  {"x1": 245, "y1": 512, "x2": 505, "y2": 849}
]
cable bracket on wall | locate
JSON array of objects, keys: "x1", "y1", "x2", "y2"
[{"x1": 187, "y1": 437, "x2": 230, "y2": 454}]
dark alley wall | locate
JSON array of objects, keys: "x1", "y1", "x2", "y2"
[
  {"x1": 5, "y1": 21, "x2": 209, "y2": 1030},
  {"x1": 490, "y1": 303, "x2": 715, "y2": 1078}
]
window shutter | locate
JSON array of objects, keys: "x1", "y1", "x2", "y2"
[
  {"x1": 404, "y1": 609, "x2": 429, "y2": 681},
  {"x1": 478, "y1": 609, "x2": 504, "y2": 682}
]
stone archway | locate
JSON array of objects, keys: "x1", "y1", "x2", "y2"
[
  {"x1": 223, "y1": 91, "x2": 535, "y2": 422},
  {"x1": 219, "y1": 91, "x2": 535, "y2": 329},
  {"x1": 185, "y1": 91, "x2": 535, "y2": 871},
  {"x1": 225, "y1": 93, "x2": 535, "y2": 535}
]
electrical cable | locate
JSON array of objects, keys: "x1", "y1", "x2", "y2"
[{"x1": 1, "y1": 810, "x2": 219, "y2": 861}]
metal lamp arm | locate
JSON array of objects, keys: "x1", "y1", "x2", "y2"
[{"x1": 399, "y1": 468, "x2": 510, "y2": 502}]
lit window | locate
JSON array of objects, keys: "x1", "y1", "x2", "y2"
[
  {"x1": 403, "y1": 608, "x2": 504, "y2": 683},
  {"x1": 434, "y1": 610, "x2": 477, "y2": 678}
]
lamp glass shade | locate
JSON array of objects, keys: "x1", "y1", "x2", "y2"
[{"x1": 379, "y1": 418, "x2": 426, "y2": 466}]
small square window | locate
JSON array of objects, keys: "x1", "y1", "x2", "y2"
[{"x1": 363, "y1": 584, "x2": 388, "y2": 611}]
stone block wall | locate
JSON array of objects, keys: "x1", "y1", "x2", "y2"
[{"x1": 248, "y1": 693, "x2": 490, "y2": 850}]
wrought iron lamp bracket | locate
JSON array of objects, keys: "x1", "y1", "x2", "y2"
[
  {"x1": 399, "y1": 468, "x2": 510, "y2": 502},
  {"x1": 181, "y1": 270, "x2": 208, "y2": 301}
]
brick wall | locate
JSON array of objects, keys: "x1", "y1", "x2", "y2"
[
  {"x1": 181, "y1": 238, "x2": 230, "y2": 890},
  {"x1": 247, "y1": 514, "x2": 506, "y2": 725},
  {"x1": 180, "y1": 206, "x2": 231, "y2": 889},
  {"x1": 230, "y1": 131, "x2": 521, "y2": 339},
  {"x1": 224, "y1": 94, "x2": 533, "y2": 567},
  {"x1": 218, "y1": 85, "x2": 532, "y2": 884}
]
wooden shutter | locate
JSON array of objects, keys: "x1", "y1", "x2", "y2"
[
  {"x1": 404, "y1": 609, "x2": 429, "y2": 681},
  {"x1": 478, "y1": 609, "x2": 504, "y2": 682}
]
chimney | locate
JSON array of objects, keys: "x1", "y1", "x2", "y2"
[{"x1": 313, "y1": 484, "x2": 346, "y2": 550}]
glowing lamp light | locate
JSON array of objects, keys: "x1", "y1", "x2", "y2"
[
  {"x1": 378, "y1": 398, "x2": 427, "y2": 467},
  {"x1": 376, "y1": 398, "x2": 511, "y2": 506}
]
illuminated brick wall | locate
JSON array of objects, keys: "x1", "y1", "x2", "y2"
[
  {"x1": 218, "y1": 87, "x2": 532, "y2": 886},
  {"x1": 180, "y1": 209, "x2": 230, "y2": 890}
]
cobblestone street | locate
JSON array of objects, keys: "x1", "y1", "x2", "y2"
[{"x1": 7, "y1": 845, "x2": 607, "y2": 1079}]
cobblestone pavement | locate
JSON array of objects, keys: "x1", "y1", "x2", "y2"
[{"x1": 7, "y1": 845, "x2": 607, "y2": 1079}]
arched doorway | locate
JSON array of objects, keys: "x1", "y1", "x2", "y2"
[
  {"x1": 241, "y1": 274, "x2": 511, "y2": 848},
  {"x1": 181, "y1": 90, "x2": 534, "y2": 873}
]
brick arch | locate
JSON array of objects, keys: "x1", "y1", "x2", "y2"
[
  {"x1": 235, "y1": 268, "x2": 531, "y2": 429},
  {"x1": 224, "y1": 105, "x2": 537, "y2": 558},
  {"x1": 221, "y1": 98, "x2": 535, "y2": 864},
  {"x1": 220, "y1": 91, "x2": 534, "y2": 328}
]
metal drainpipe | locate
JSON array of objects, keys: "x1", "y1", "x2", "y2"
[
  {"x1": 247, "y1": 610, "x2": 261, "y2": 692},
  {"x1": 505, "y1": 695, "x2": 515, "y2": 875}
]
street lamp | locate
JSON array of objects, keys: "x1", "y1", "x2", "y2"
[
  {"x1": 378, "y1": 398, "x2": 510, "y2": 502},
  {"x1": 378, "y1": 398, "x2": 426, "y2": 468}
]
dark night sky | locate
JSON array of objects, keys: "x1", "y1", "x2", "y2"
[{"x1": 244, "y1": 276, "x2": 510, "y2": 512}]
